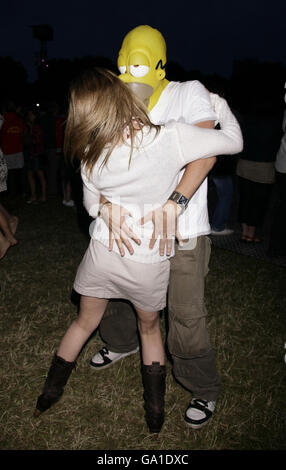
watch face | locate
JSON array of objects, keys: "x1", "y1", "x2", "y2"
[
  {"x1": 169, "y1": 191, "x2": 188, "y2": 209},
  {"x1": 178, "y1": 195, "x2": 188, "y2": 205}
]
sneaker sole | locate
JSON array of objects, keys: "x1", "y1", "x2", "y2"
[
  {"x1": 89, "y1": 347, "x2": 139, "y2": 370},
  {"x1": 184, "y1": 416, "x2": 213, "y2": 430}
]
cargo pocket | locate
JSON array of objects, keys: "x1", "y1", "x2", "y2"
[{"x1": 167, "y1": 304, "x2": 211, "y2": 358}]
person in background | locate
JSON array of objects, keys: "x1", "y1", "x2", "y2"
[
  {"x1": 236, "y1": 99, "x2": 280, "y2": 243},
  {"x1": 0, "y1": 101, "x2": 25, "y2": 197},
  {"x1": 24, "y1": 109, "x2": 47, "y2": 204},
  {"x1": 56, "y1": 109, "x2": 74, "y2": 208},
  {"x1": 209, "y1": 147, "x2": 237, "y2": 236},
  {"x1": 0, "y1": 113, "x2": 18, "y2": 259},
  {"x1": 41, "y1": 101, "x2": 60, "y2": 197},
  {"x1": 268, "y1": 108, "x2": 286, "y2": 257}
]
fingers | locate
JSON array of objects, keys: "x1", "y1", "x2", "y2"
[
  {"x1": 105, "y1": 202, "x2": 180, "y2": 257},
  {"x1": 108, "y1": 230, "x2": 114, "y2": 252},
  {"x1": 139, "y1": 211, "x2": 152, "y2": 226},
  {"x1": 149, "y1": 210, "x2": 172, "y2": 256},
  {"x1": 116, "y1": 222, "x2": 141, "y2": 255},
  {"x1": 110, "y1": 224, "x2": 140, "y2": 256},
  {"x1": 120, "y1": 229, "x2": 134, "y2": 255},
  {"x1": 115, "y1": 238, "x2": 126, "y2": 257},
  {"x1": 148, "y1": 210, "x2": 163, "y2": 250},
  {"x1": 104, "y1": 203, "x2": 141, "y2": 256},
  {"x1": 159, "y1": 218, "x2": 173, "y2": 256},
  {"x1": 176, "y1": 230, "x2": 184, "y2": 247},
  {"x1": 114, "y1": 230, "x2": 137, "y2": 256},
  {"x1": 149, "y1": 233, "x2": 157, "y2": 250},
  {"x1": 165, "y1": 237, "x2": 173, "y2": 257},
  {"x1": 148, "y1": 202, "x2": 180, "y2": 255},
  {"x1": 122, "y1": 223, "x2": 141, "y2": 246}
]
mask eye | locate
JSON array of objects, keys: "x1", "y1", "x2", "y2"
[
  {"x1": 129, "y1": 65, "x2": 150, "y2": 77},
  {"x1": 119, "y1": 65, "x2": 127, "y2": 74}
]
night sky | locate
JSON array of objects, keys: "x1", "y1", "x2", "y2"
[{"x1": 0, "y1": 0, "x2": 285, "y2": 82}]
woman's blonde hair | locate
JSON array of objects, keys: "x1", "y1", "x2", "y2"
[{"x1": 64, "y1": 67, "x2": 160, "y2": 175}]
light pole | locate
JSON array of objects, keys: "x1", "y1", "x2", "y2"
[{"x1": 30, "y1": 24, "x2": 54, "y2": 74}]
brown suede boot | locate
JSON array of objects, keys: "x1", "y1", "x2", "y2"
[
  {"x1": 34, "y1": 354, "x2": 76, "y2": 417},
  {"x1": 142, "y1": 362, "x2": 166, "y2": 433}
]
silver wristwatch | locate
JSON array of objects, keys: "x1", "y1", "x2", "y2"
[{"x1": 168, "y1": 191, "x2": 189, "y2": 214}]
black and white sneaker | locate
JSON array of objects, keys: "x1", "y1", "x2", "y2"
[
  {"x1": 90, "y1": 346, "x2": 139, "y2": 370},
  {"x1": 184, "y1": 398, "x2": 216, "y2": 429}
]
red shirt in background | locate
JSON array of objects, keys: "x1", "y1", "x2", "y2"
[{"x1": 0, "y1": 112, "x2": 25, "y2": 155}]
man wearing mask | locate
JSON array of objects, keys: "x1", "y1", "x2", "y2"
[{"x1": 89, "y1": 25, "x2": 223, "y2": 429}]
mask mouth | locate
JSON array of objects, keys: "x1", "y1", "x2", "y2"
[{"x1": 127, "y1": 82, "x2": 153, "y2": 107}]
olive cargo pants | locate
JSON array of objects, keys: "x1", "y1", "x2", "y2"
[{"x1": 98, "y1": 236, "x2": 221, "y2": 401}]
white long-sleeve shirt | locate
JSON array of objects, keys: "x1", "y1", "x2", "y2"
[
  {"x1": 83, "y1": 94, "x2": 243, "y2": 263},
  {"x1": 149, "y1": 80, "x2": 217, "y2": 238}
]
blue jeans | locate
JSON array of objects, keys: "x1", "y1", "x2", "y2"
[{"x1": 211, "y1": 176, "x2": 233, "y2": 231}]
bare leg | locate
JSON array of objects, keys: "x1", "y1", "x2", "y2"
[
  {"x1": 0, "y1": 209, "x2": 17, "y2": 245},
  {"x1": 34, "y1": 296, "x2": 108, "y2": 417},
  {"x1": 27, "y1": 171, "x2": 37, "y2": 202},
  {"x1": 247, "y1": 225, "x2": 261, "y2": 241},
  {"x1": 9, "y1": 216, "x2": 18, "y2": 235},
  {"x1": 37, "y1": 170, "x2": 47, "y2": 201},
  {"x1": 64, "y1": 181, "x2": 72, "y2": 202},
  {"x1": 0, "y1": 204, "x2": 18, "y2": 236},
  {"x1": 241, "y1": 223, "x2": 259, "y2": 241},
  {"x1": 246, "y1": 225, "x2": 255, "y2": 239},
  {"x1": 135, "y1": 307, "x2": 165, "y2": 365},
  {"x1": 0, "y1": 231, "x2": 11, "y2": 259},
  {"x1": 241, "y1": 223, "x2": 247, "y2": 239},
  {"x1": 57, "y1": 296, "x2": 109, "y2": 362},
  {"x1": 0, "y1": 204, "x2": 11, "y2": 220}
]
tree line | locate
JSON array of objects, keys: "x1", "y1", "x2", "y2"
[{"x1": 0, "y1": 55, "x2": 285, "y2": 115}]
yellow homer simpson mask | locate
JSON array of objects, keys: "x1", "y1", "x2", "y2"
[{"x1": 117, "y1": 25, "x2": 169, "y2": 111}]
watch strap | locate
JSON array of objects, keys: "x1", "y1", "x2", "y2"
[{"x1": 168, "y1": 191, "x2": 189, "y2": 214}]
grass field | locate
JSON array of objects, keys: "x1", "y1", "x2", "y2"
[{"x1": 0, "y1": 196, "x2": 285, "y2": 451}]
